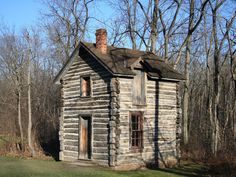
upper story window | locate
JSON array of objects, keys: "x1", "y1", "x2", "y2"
[
  {"x1": 81, "y1": 76, "x2": 91, "y2": 97},
  {"x1": 132, "y1": 70, "x2": 146, "y2": 105},
  {"x1": 130, "y1": 112, "x2": 143, "y2": 150}
]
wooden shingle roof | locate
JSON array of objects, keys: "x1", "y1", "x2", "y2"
[
  {"x1": 54, "y1": 42, "x2": 185, "y2": 84},
  {"x1": 82, "y1": 42, "x2": 185, "y2": 80}
]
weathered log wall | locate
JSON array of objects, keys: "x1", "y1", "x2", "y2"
[
  {"x1": 59, "y1": 48, "x2": 112, "y2": 165},
  {"x1": 58, "y1": 46, "x2": 180, "y2": 168},
  {"x1": 117, "y1": 76, "x2": 179, "y2": 167}
]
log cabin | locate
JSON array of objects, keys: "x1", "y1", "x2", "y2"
[{"x1": 54, "y1": 29, "x2": 184, "y2": 169}]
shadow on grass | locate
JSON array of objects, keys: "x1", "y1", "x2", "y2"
[
  {"x1": 40, "y1": 138, "x2": 60, "y2": 161},
  {"x1": 146, "y1": 163, "x2": 209, "y2": 177},
  {"x1": 208, "y1": 162, "x2": 236, "y2": 177}
]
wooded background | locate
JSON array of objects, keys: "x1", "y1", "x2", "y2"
[{"x1": 0, "y1": 0, "x2": 235, "y2": 163}]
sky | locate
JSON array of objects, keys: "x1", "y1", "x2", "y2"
[
  {"x1": 0, "y1": 0, "x2": 43, "y2": 31},
  {"x1": 0, "y1": 0, "x2": 113, "y2": 34},
  {"x1": 0, "y1": 0, "x2": 235, "y2": 47},
  {"x1": 0, "y1": 0, "x2": 117, "y2": 48}
]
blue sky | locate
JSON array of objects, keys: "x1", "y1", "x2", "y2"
[
  {"x1": 1, "y1": 0, "x2": 234, "y2": 46},
  {"x1": 0, "y1": 0, "x2": 42, "y2": 31},
  {"x1": 0, "y1": 0, "x2": 116, "y2": 45},
  {"x1": 0, "y1": 0, "x2": 113, "y2": 33}
]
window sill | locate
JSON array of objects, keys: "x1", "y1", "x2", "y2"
[
  {"x1": 130, "y1": 147, "x2": 143, "y2": 153},
  {"x1": 80, "y1": 96, "x2": 93, "y2": 99}
]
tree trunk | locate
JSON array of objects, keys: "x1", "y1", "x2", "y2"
[
  {"x1": 212, "y1": 9, "x2": 221, "y2": 155},
  {"x1": 232, "y1": 77, "x2": 236, "y2": 144},
  {"x1": 183, "y1": 40, "x2": 190, "y2": 145},
  {"x1": 27, "y1": 52, "x2": 35, "y2": 157},
  {"x1": 17, "y1": 89, "x2": 24, "y2": 151},
  {"x1": 212, "y1": 104, "x2": 220, "y2": 155},
  {"x1": 183, "y1": 0, "x2": 194, "y2": 145},
  {"x1": 150, "y1": 0, "x2": 158, "y2": 53},
  {"x1": 164, "y1": 36, "x2": 168, "y2": 62},
  {"x1": 233, "y1": 58, "x2": 236, "y2": 140}
]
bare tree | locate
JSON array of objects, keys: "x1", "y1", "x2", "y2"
[
  {"x1": 159, "y1": 0, "x2": 183, "y2": 62},
  {"x1": 182, "y1": 0, "x2": 195, "y2": 145},
  {"x1": 0, "y1": 31, "x2": 26, "y2": 151},
  {"x1": 24, "y1": 30, "x2": 36, "y2": 157},
  {"x1": 174, "y1": 0, "x2": 209, "y2": 68},
  {"x1": 210, "y1": 0, "x2": 236, "y2": 154},
  {"x1": 41, "y1": 0, "x2": 93, "y2": 64}
]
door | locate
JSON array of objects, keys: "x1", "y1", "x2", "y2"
[{"x1": 79, "y1": 117, "x2": 91, "y2": 159}]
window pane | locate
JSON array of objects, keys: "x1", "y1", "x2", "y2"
[
  {"x1": 132, "y1": 116, "x2": 136, "y2": 130},
  {"x1": 132, "y1": 138, "x2": 135, "y2": 146},
  {"x1": 130, "y1": 113, "x2": 143, "y2": 149},
  {"x1": 137, "y1": 116, "x2": 140, "y2": 130},
  {"x1": 136, "y1": 138, "x2": 139, "y2": 146}
]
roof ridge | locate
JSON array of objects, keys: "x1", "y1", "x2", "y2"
[{"x1": 82, "y1": 41, "x2": 153, "y2": 54}]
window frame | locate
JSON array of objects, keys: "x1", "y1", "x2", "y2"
[
  {"x1": 80, "y1": 75, "x2": 92, "y2": 97},
  {"x1": 129, "y1": 111, "x2": 144, "y2": 152}
]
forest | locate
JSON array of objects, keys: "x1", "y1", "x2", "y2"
[{"x1": 0, "y1": 0, "x2": 235, "y2": 174}]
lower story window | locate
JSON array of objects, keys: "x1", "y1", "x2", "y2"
[{"x1": 130, "y1": 112, "x2": 143, "y2": 149}]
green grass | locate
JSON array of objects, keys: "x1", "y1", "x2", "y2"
[{"x1": 0, "y1": 156, "x2": 208, "y2": 177}]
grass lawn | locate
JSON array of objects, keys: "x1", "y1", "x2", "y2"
[{"x1": 0, "y1": 156, "x2": 209, "y2": 177}]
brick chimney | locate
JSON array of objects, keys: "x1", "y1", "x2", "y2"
[{"x1": 95, "y1": 29, "x2": 107, "y2": 54}]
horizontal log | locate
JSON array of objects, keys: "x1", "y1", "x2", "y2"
[
  {"x1": 64, "y1": 101, "x2": 109, "y2": 108},
  {"x1": 63, "y1": 150, "x2": 78, "y2": 157},
  {"x1": 64, "y1": 128, "x2": 79, "y2": 134},
  {"x1": 64, "y1": 124, "x2": 78, "y2": 128},
  {"x1": 64, "y1": 119, "x2": 79, "y2": 124},
  {"x1": 64, "y1": 134, "x2": 78, "y2": 140},
  {"x1": 91, "y1": 92, "x2": 110, "y2": 96},
  {"x1": 63, "y1": 113, "x2": 79, "y2": 118},
  {"x1": 93, "y1": 147, "x2": 108, "y2": 154},
  {"x1": 93, "y1": 113, "x2": 110, "y2": 117},
  {"x1": 64, "y1": 90, "x2": 80, "y2": 96},
  {"x1": 64, "y1": 105, "x2": 109, "y2": 111},
  {"x1": 158, "y1": 82, "x2": 176, "y2": 87},
  {"x1": 63, "y1": 86, "x2": 80, "y2": 92},
  {"x1": 64, "y1": 145, "x2": 78, "y2": 152},
  {"x1": 63, "y1": 95, "x2": 110, "y2": 102},
  {"x1": 67, "y1": 62, "x2": 87, "y2": 69},
  {"x1": 93, "y1": 141, "x2": 109, "y2": 148},
  {"x1": 66, "y1": 66, "x2": 93, "y2": 75},
  {"x1": 63, "y1": 82, "x2": 80, "y2": 88},
  {"x1": 147, "y1": 90, "x2": 176, "y2": 95},
  {"x1": 64, "y1": 109, "x2": 110, "y2": 115},
  {"x1": 92, "y1": 154, "x2": 109, "y2": 160},
  {"x1": 147, "y1": 85, "x2": 176, "y2": 90},
  {"x1": 93, "y1": 118, "x2": 109, "y2": 124},
  {"x1": 93, "y1": 128, "x2": 109, "y2": 135},
  {"x1": 93, "y1": 85, "x2": 109, "y2": 90},
  {"x1": 93, "y1": 134, "x2": 108, "y2": 141},
  {"x1": 64, "y1": 141, "x2": 78, "y2": 147}
]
